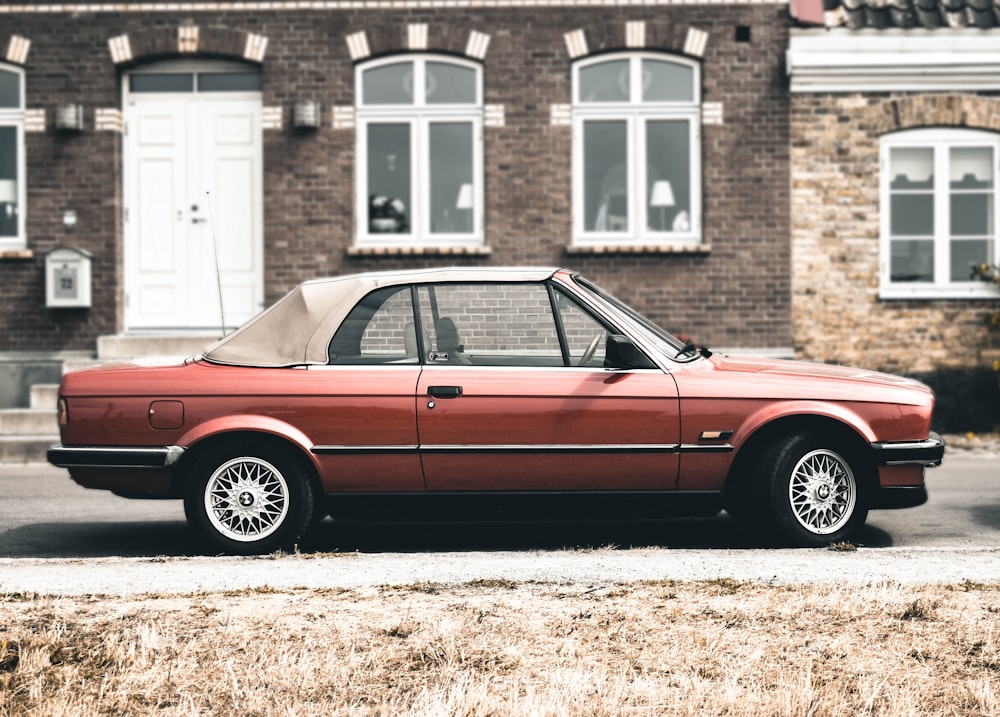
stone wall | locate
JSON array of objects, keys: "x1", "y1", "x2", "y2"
[
  {"x1": 791, "y1": 92, "x2": 1000, "y2": 376},
  {"x1": 792, "y1": 92, "x2": 1000, "y2": 431}
]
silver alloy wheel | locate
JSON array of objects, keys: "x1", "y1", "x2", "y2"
[
  {"x1": 204, "y1": 456, "x2": 290, "y2": 543},
  {"x1": 787, "y1": 448, "x2": 857, "y2": 535}
]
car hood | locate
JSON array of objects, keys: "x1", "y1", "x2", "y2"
[
  {"x1": 711, "y1": 355, "x2": 930, "y2": 390},
  {"x1": 678, "y1": 353, "x2": 935, "y2": 406}
]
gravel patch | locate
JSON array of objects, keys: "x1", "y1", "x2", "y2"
[{"x1": 2, "y1": 546, "x2": 999, "y2": 596}]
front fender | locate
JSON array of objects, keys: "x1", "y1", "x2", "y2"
[{"x1": 731, "y1": 400, "x2": 878, "y2": 448}]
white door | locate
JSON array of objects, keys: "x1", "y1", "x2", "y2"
[{"x1": 124, "y1": 72, "x2": 263, "y2": 332}]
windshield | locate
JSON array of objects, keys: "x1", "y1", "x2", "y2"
[{"x1": 571, "y1": 275, "x2": 699, "y2": 360}]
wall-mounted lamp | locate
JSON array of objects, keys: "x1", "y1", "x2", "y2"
[
  {"x1": 293, "y1": 101, "x2": 321, "y2": 130},
  {"x1": 63, "y1": 210, "x2": 77, "y2": 230},
  {"x1": 55, "y1": 104, "x2": 85, "y2": 132}
]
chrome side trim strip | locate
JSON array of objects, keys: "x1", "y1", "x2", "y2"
[
  {"x1": 312, "y1": 445, "x2": 419, "y2": 455},
  {"x1": 313, "y1": 443, "x2": 734, "y2": 455},
  {"x1": 679, "y1": 443, "x2": 735, "y2": 454}
]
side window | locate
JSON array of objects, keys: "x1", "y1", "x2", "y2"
[
  {"x1": 0, "y1": 65, "x2": 25, "y2": 249},
  {"x1": 416, "y1": 284, "x2": 564, "y2": 366},
  {"x1": 553, "y1": 289, "x2": 609, "y2": 367},
  {"x1": 327, "y1": 286, "x2": 418, "y2": 364}
]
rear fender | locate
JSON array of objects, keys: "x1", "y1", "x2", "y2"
[{"x1": 177, "y1": 414, "x2": 320, "y2": 473}]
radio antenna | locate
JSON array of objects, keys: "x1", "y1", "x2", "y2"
[{"x1": 203, "y1": 190, "x2": 227, "y2": 337}]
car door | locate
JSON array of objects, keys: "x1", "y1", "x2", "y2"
[
  {"x1": 307, "y1": 285, "x2": 424, "y2": 492},
  {"x1": 414, "y1": 282, "x2": 680, "y2": 491}
]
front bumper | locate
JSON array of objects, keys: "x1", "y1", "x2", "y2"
[
  {"x1": 870, "y1": 432, "x2": 944, "y2": 467},
  {"x1": 48, "y1": 445, "x2": 185, "y2": 469}
]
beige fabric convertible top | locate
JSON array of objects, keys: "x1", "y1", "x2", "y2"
[{"x1": 201, "y1": 267, "x2": 559, "y2": 367}]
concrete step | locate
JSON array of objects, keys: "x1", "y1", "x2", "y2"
[
  {"x1": 30, "y1": 384, "x2": 59, "y2": 409},
  {"x1": 62, "y1": 358, "x2": 105, "y2": 375},
  {"x1": 97, "y1": 334, "x2": 218, "y2": 360},
  {"x1": 0, "y1": 435, "x2": 57, "y2": 464},
  {"x1": 0, "y1": 408, "x2": 59, "y2": 435}
]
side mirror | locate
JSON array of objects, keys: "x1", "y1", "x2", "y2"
[{"x1": 604, "y1": 334, "x2": 656, "y2": 370}]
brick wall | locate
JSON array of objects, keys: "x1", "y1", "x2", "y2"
[
  {"x1": 791, "y1": 92, "x2": 1000, "y2": 375},
  {"x1": 0, "y1": 2, "x2": 791, "y2": 355}
]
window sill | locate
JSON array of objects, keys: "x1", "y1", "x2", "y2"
[
  {"x1": 879, "y1": 285, "x2": 1000, "y2": 301},
  {"x1": 347, "y1": 245, "x2": 492, "y2": 258},
  {"x1": 0, "y1": 249, "x2": 32, "y2": 260},
  {"x1": 566, "y1": 243, "x2": 710, "y2": 256}
]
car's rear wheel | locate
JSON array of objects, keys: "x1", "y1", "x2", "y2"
[
  {"x1": 183, "y1": 443, "x2": 315, "y2": 555},
  {"x1": 756, "y1": 433, "x2": 868, "y2": 546}
]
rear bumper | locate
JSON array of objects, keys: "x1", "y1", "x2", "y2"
[
  {"x1": 870, "y1": 432, "x2": 944, "y2": 467},
  {"x1": 48, "y1": 445, "x2": 185, "y2": 469}
]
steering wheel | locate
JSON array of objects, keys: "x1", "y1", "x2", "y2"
[{"x1": 578, "y1": 334, "x2": 602, "y2": 366}]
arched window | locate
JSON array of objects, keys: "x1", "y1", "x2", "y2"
[
  {"x1": 0, "y1": 64, "x2": 25, "y2": 249},
  {"x1": 572, "y1": 53, "x2": 701, "y2": 246},
  {"x1": 880, "y1": 128, "x2": 1000, "y2": 299},
  {"x1": 355, "y1": 55, "x2": 483, "y2": 247}
]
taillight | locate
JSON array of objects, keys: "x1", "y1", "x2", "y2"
[{"x1": 57, "y1": 397, "x2": 68, "y2": 427}]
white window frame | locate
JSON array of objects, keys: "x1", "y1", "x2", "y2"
[
  {"x1": 0, "y1": 63, "x2": 26, "y2": 251},
  {"x1": 355, "y1": 55, "x2": 484, "y2": 249},
  {"x1": 880, "y1": 128, "x2": 1000, "y2": 300},
  {"x1": 572, "y1": 53, "x2": 702, "y2": 248}
]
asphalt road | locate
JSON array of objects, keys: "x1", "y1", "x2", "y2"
[{"x1": 0, "y1": 454, "x2": 997, "y2": 594}]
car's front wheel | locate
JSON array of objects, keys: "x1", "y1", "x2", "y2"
[
  {"x1": 184, "y1": 443, "x2": 315, "y2": 555},
  {"x1": 756, "y1": 433, "x2": 868, "y2": 546}
]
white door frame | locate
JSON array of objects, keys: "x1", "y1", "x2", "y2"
[{"x1": 122, "y1": 59, "x2": 264, "y2": 333}]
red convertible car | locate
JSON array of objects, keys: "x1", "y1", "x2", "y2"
[{"x1": 49, "y1": 267, "x2": 943, "y2": 553}]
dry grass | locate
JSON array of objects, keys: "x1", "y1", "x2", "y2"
[{"x1": 2, "y1": 580, "x2": 1000, "y2": 716}]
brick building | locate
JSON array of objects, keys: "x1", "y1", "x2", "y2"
[
  {"x1": 788, "y1": 0, "x2": 1000, "y2": 431},
  {"x1": 0, "y1": 0, "x2": 793, "y2": 411}
]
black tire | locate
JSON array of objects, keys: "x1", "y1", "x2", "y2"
[
  {"x1": 183, "y1": 442, "x2": 315, "y2": 555},
  {"x1": 755, "y1": 433, "x2": 869, "y2": 547}
]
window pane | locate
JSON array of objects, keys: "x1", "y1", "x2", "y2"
[
  {"x1": 429, "y1": 122, "x2": 473, "y2": 234},
  {"x1": 642, "y1": 60, "x2": 694, "y2": 102},
  {"x1": 0, "y1": 70, "x2": 19, "y2": 109},
  {"x1": 889, "y1": 147, "x2": 933, "y2": 190},
  {"x1": 646, "y1": 120, "x2": 690, "y2": 232},
  {"x1": 950, "y1": 147, "x2": 993, "y2": 188},
  {"x1": 367, "y1": 124, "x2": 411, "y2": 234},
  {"x1": 0, "y1": 127, "x2": 17, "y2": 237},
  {"x1": 328, "y1": 287, "x2": 416, "y2": 364},
  {"x1": 426, "y1": 62, "x2": 476, "y2": 104},
  {"x1": 555, "y1": 289, "x2": 609, "y2": 367},
  {"x1": 578, "y1": 60, "x2": 630, "y2": 103},
  {"x1": 129, "y1": 73, "x2": 195, "y2": 93},
  {"x1": 418, "y1": 284, "x2": 562, "y2": 366},
  {"x1": 890, "y1": 239, "x2": 934, "y2": 282},
  {"x1": 198, "y1": 72, "x2": 262, "y2": 92},
  {"x1": 584, "y1": 121, "x2": 628, "y2": 232},
  {"x1": 890, "y1": 195, "x2": 933, "y2": 237},
  {"x1": 951, "y1": 194, "x2": 993, "y2": 236},
  {"x1": 950, "y1": 239, "x2": 990, "y2": 282},
  {"x1": 362, "y1": 63, "x2": 412, "y2": 105}
]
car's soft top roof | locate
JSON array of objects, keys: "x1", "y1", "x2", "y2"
[{"x1": 202, "y1": 267, "x2": 561, "y2": 367}]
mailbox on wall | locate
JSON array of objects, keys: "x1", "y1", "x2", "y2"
[{"x1": 45, "y1": 246, "x2": 92, "y2": 309}]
